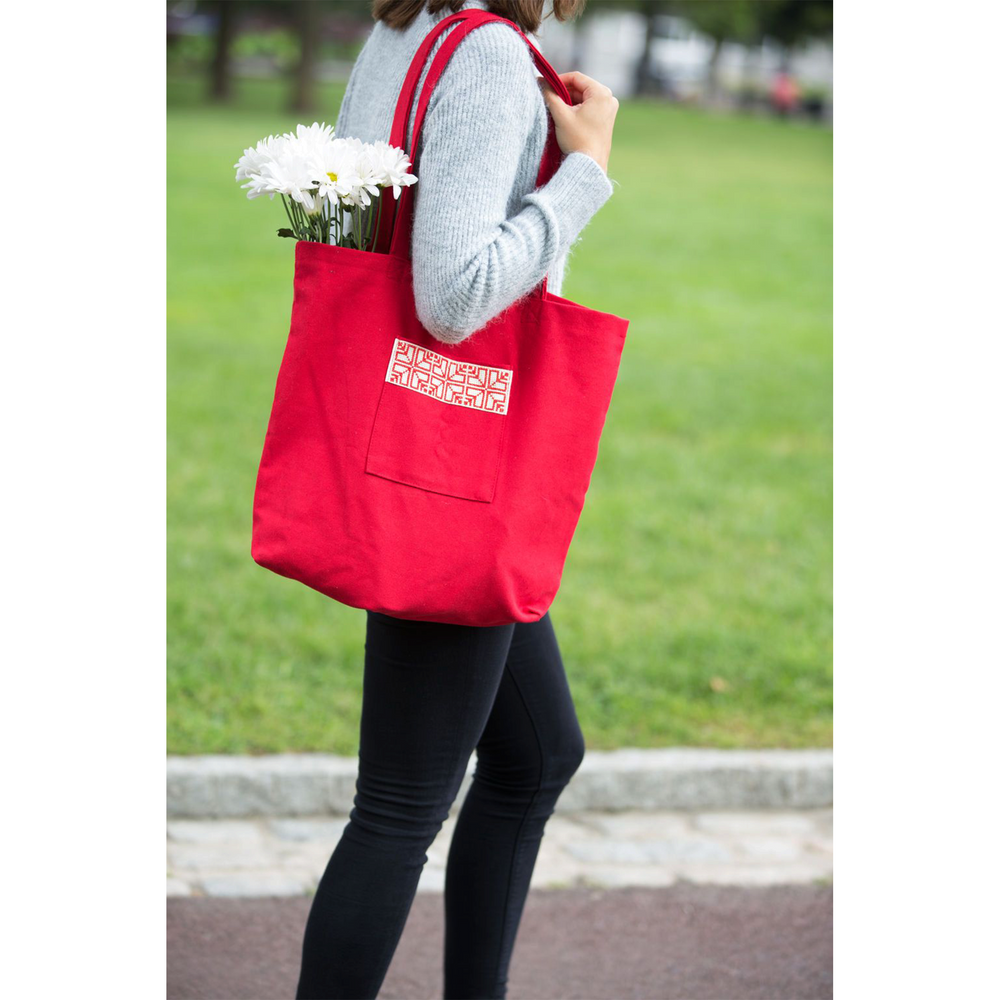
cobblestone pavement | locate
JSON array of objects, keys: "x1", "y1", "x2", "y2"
[{"x1": 167, "y1": 809, "x2": 832, "y2": 898}]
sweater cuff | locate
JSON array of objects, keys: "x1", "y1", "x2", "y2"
[{"x1": 527, "y1": 151, "x2": 614, "y2": 251}]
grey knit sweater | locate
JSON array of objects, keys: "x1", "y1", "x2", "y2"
[{"x1": 334, "y1": 0, "x2": 614, "y2": 344}]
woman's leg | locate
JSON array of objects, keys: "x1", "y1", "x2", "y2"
[
  {"x1": 296, "y1": 611, "x2": 515, "y2": 1000},
  {"x1": 443, "y1": 612, "x2": 586, "y2": 999}
]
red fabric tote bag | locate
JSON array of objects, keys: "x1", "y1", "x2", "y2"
[{"x1": 251, "y1": 9, "x2": 629, "y2": 626}]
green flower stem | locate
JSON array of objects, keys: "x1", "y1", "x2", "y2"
[
  {"x1": 281, "y1": 195, "x2": 298, "y2": 235},
  {"x1": 274, "y1": 192, "x2": 395, "y2": 249},
  {"x1": 373, "y1": 193, "x2": 384, "y2": 252},
  {"x1": 289, "y1": 198, "x2": 305, "y2": 239},
  {"x1": 364, "y1": 199, "x2": 376, "y2": 251}
]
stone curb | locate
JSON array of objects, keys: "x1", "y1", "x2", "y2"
[{"x1": 168, "y1": 749, "x2": 832, "y2": 819}]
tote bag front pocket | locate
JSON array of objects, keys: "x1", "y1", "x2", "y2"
[{"x1": 365, "y1": 338, "x2": 512, "y2": 503}]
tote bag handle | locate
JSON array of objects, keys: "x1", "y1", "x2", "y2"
[
  {"x1": 386, "y1": 10, "x2": 480, "y2": 154},
  {"x1": 374, "y1": 9, "x2": 573, "y2": 256},
  {"x1": 370, "y1": 8, "x2": 483, "y2": 253}
]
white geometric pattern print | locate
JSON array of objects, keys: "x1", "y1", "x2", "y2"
[{"x1": 384, "y1": 338, "x2": 513, "y2": 415}]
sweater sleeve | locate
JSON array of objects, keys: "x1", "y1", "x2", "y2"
[{"x1": 409, "y1": 24, "x2": 614, "y2": 345}]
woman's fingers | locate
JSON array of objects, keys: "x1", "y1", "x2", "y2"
[
  {"x1": 557, "y1": 71, "x2": 614, "y2": 105},
  {"x1": 539, "y1": 72, "x2": 620, "y2": 174},
  {"x1": 540, "y1": 81, "x2": 569, "y2": 115}
]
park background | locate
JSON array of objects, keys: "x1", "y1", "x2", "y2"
[{"x1": 167, "y1": 0, "x2": 832, "y2": 757}]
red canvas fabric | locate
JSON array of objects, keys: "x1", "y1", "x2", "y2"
[{"x1": 251, "y1": 9, "x2": 629, "y2": 625}]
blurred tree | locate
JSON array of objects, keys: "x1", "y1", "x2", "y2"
[
  {"x1": 289, "y1": 0, "x2": 320, "y2": 111},
  {"x1": 757, "y1": 0, "x2": 833, "y2": 69},
  {"x1": 675, "y1": 0, "x2": 756, "y2": 100},
  {"x1": 632, "y1": 0, "x2": 666, "y2": 96},
  {"x1": 289, "y1": 0, "x2": 370, "y2": 111},
  {"x1": 576, "y1": 0, "x2": 671, "y2": 95},
  {"x1": 577, "y1": 0, "x2": 832, "y2": 102},
  {"x1": 209, "y1": 0, "x2": 238, "y2": 101}
]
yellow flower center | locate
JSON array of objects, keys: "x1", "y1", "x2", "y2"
[{"x1": 327, "y1": 171, "x2": 338, "y2": 183}]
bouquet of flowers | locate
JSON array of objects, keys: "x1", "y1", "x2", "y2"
[{"x1": 234, "y1": 122, "x2": 417, "y2": 250}]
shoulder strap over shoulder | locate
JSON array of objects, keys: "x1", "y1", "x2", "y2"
[{"x1": 382, "y1": 10, "x2": 572, "y2": 258}]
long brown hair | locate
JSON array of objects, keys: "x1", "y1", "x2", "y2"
[{"x1": 371, "y1": 0, "x2": 586, "y2": 36}]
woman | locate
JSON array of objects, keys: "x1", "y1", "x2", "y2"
[{"x1": 296, "y1": 1, "x2": 619, "y2": 997}]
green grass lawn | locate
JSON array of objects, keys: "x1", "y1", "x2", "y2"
[{"x1": 168, "y1": 74, "x2": 831, "y2": 755}]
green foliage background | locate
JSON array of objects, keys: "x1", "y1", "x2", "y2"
[{"x1": 167, "y1": 76, "x2": 832, "y2": 755}]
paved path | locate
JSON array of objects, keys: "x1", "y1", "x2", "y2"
[
  {"x1": 168, "y1": 884, "x2": 833, "y2": 999},
  {"x1": 168, "y1": 809, "x2": 832, "y2": 898}
]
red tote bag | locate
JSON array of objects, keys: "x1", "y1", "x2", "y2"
[{"x1": 251, "y1": 9, "x2": 629, "y2": 626}]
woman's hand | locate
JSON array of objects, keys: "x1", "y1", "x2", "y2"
[{"x1": 540, "y1": 71, "x2": 619, "y2": 174}]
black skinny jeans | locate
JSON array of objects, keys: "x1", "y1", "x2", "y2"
[{"x1": 296, "y1": 610, "x2": 586, "y2": 1000}]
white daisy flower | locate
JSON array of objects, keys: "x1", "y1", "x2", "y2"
[
  {"x1": 284, "y1": 121, "x2": 335, "y2": 145},
  {"x1": 236, "y1": 124, "x2": 418, "y2": 245},
  {"x1": 311, "y1": 136, "x2": 365, "y2": 205},
  {"x1": 234, "y1": 134, "x2": 288, "y2": 194},
  {"x1": 285, "y1": 121, "x2": 337, "y2": 168},
  {"x1": 257, "y1": 143, "x2": 322, "y2": 212},
  {"x1": 341, "y1": 142, "x2": 386, "y2": 207},
  {"x1": 364, "y1": 140, "x2": 418, "y2": 199}
]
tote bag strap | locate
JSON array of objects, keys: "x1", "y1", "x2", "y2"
[
  {"x1": 384, "y1": 10, "x2": 573, "y2": 260},
  {"x1": 370, "y1": 8, "x2": 488, "y2": 253},
  {"x1": 386, "y1": 8, "x2": 487, "y2": 152},
  {"x1": 411, "y1": 13, "x2": 570, "y2": 189}
]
